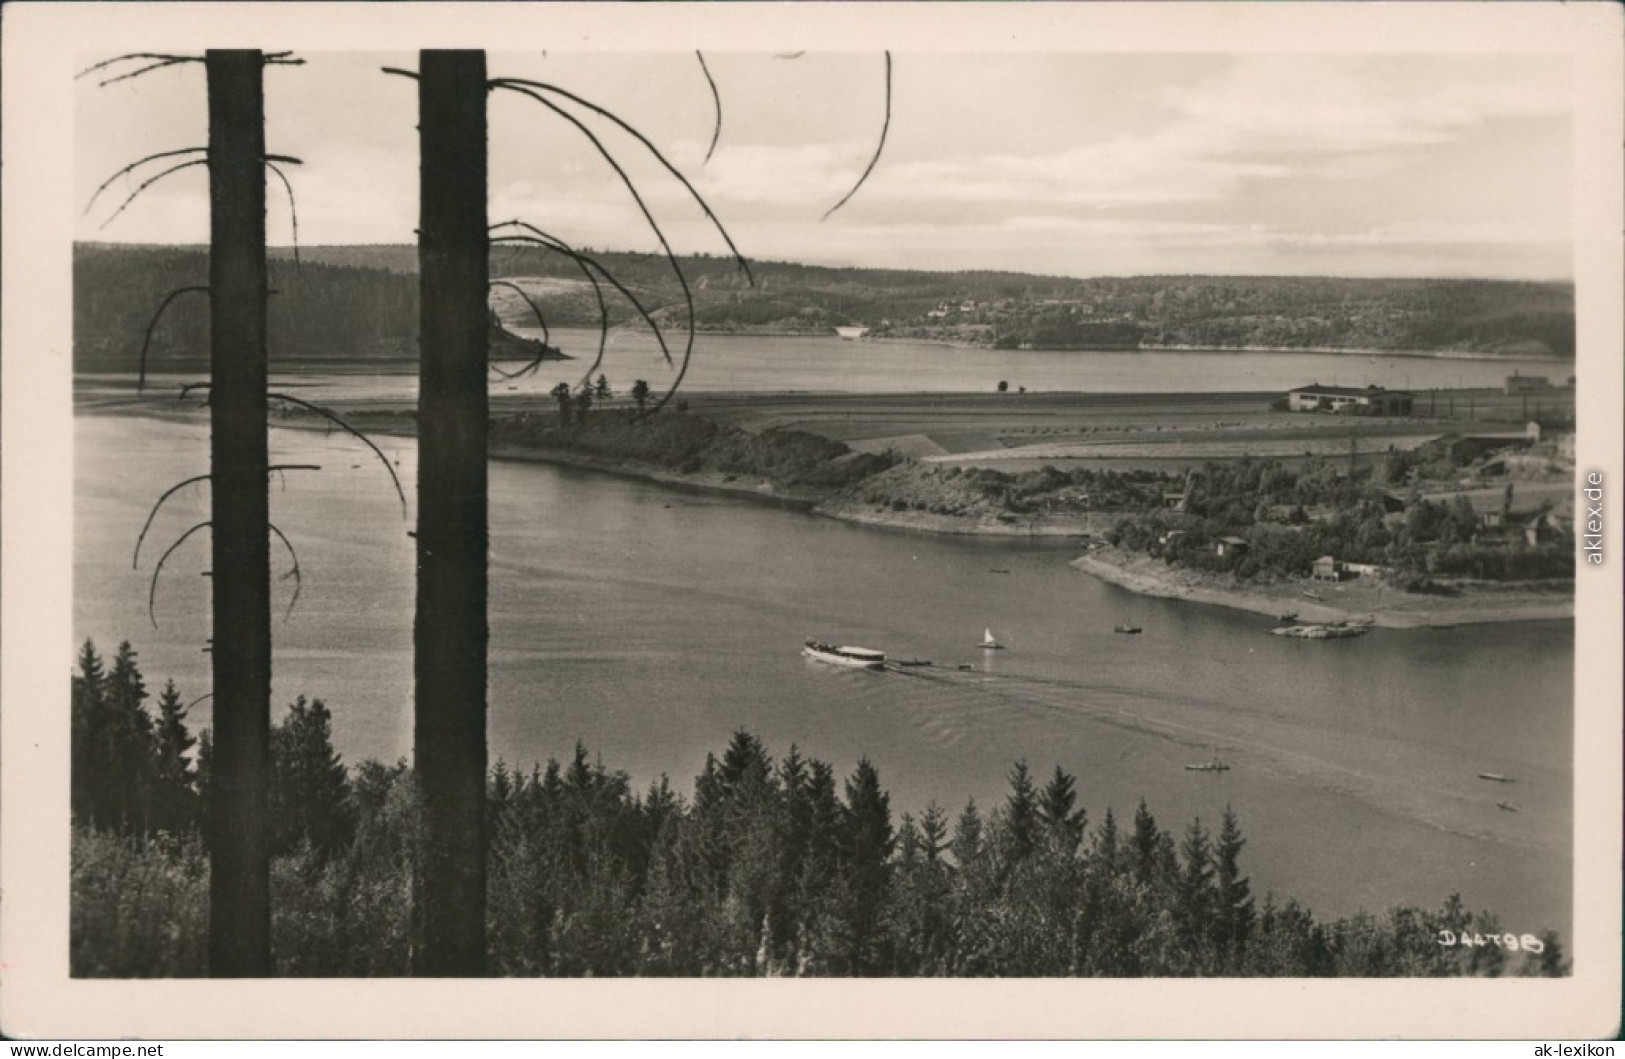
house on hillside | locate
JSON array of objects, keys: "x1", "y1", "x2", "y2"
[
  {"x1": 1311, "y1": 556, "x2": 1346, "y2": 582},
  {"x1": 1377, "y1": 493, "x2": 1408, "y2": 514},
  {"x1": 1214, "y1": 536, "x2": 1249, "y2": 557},
  {"x1": 1438, "y1": 486, "x2": 1565, "y2": 534},
  {"x1": 1288, "y1": 383, "x2": 1414, "y2": 416}
]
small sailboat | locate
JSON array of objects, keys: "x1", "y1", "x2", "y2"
[{"x1": 978, "y1": 628, "x2": 1005, "y2": 650}]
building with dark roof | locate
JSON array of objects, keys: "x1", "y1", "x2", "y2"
[{"x1": 1287, "y1": 384, "x2": 1414, "y2": 416}]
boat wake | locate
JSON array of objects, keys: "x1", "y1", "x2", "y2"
[{"x1": 870, "y1": 663, "x2": 1559, "y2": 851}]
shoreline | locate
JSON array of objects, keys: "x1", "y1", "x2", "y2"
[
  {"x1": 78, "y1": 400, "x2": 1574, "y2": 628},
  {"x1": 1071, "y1": 547, "x2": 1572, "y2": 629}
]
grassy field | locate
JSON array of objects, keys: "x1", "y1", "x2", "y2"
[{"x1": 677, "y1": 389, "x2": 1573, "y2": 472}]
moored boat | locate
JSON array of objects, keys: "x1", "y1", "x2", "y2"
[
  {"x1": 1477, "y1": 772, "x2": 1515, "y2": 783},
  {"x1": 1271, "y1": 621, "x2": 1371, "y2": 640},
  {"x1": 833, "y1": 325, "x2": 870, "y2": 340},
  {"x1": 802, "y1": 640, "x2": 886, "y2": 668},
  {"x1": 1114, "y1": 624, "x2": 1142, "y2": 635},
  {"x1": 1185, "y1": 762, "x2": 1230, "y2": 772}
]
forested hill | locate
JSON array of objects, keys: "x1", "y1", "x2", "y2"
[
  {"x1": 72, "y1": 243, "x2": 555, "y2": 370},
  {"x1": 75, "y1": 242, "x2": 1574, "y2": 368}
]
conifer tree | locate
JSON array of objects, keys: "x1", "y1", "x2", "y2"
[
  {"x1": 1093, "y1": 805, "x2": 1120, "y2": 871},
  {"x1": 71, "y1": 641, "x2": 108, "y2": 826},
  {"x1": 835, "y1": 757, "x2": 894, "y2": 974},
  {"x1": 269, "y1": 696, "x2": 353, "y2": 857},
  {"x1": 1037, "y1": 765, "x2": 1087, "y2": 856},
  {"x1": 919, "y1": 801, "x2": 951, "y2": 865},
  {"x1": 1003, "y1": 759, "x2": 1039, "y2": 863},
  {"x1": 152, "y1": 678, "x2": 200, "y2": 834},
  {"x1": 951, "y1": 798, "x2": 983, "y2": 868},
  {"x1": 106, "y1": 641, "x2": 157, "y2": 832},
  {"x1": 1213, "y1": 805, "x2": 1255, "y2": 958},
  {"x1": 1130, "y1": 798, "x2": 1161, "y2": 884},
  {"x1": 1177, "y1": 817, "x2": 1215, "y2": 952},
  {"x1": 550, "y1": 381, "x2": 572, "y2": 425}
]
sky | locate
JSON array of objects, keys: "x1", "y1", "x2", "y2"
[{"x1": 74, "y1": 50, "x2": 1574, "y2": 281}]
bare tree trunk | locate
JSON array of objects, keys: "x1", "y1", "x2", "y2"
[
  {"x1": 205, "y1": 49, "x2": 272, "y2": 977},
  {"x1": 413, "y1": 49, "x2": 489, "y2": 976}
]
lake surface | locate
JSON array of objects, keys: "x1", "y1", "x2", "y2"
[
  {"x1": 88, "y1": 329, "x2": 1572, "y2": 404},
  {"x1": 75, "y1": 412, "x2": 1573, "y2": 940}
]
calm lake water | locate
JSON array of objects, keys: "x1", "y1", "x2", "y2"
[
  {"x1": 89, "y1": 330, "x2": 1572, "y2": 403},
  {"x1": 75, "y1": 412, "x2": 1572, "y2": 939}
]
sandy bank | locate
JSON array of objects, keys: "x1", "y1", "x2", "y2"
[{"x1": 1072, "y1": 548, "x2": 1572, "y2": 629}]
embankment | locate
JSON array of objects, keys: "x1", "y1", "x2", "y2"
[{"x1": 1072, "y1": 547, "x2": 1573, "y2": 628}]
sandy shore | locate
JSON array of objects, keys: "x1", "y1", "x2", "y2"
[{"x1": 1072, "y1": 547, "x2": 1572, "y2": 628}]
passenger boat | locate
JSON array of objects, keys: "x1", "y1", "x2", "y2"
[
  {"x1": 1185, "y1": 762, "x2": 1230, "y2": 772},
  {"x1": 802, "y1": 640, "x2": 886, "y2": 668},
  {"x1": 978, "y1": 628, "x2": 1005, "y2": 650}
]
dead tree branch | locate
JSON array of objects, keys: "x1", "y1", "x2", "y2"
[
  {"x1": 134, "y1": 467, "x2": 321, "y2": 567},
  {"x1": 98, "y1": 159, "x2": 210, "y2": 230},
  {"x1": 85, "y1": 147, "x2": 208, "y2": 217},
  {"x1": 490, "y1": 77, "x2": 752, "y2": 283},
  {"x1": 696, "y1": 51, "x2": 722, "y2": 163},
  {"x1": 266, "y1": 392, "x2": 408, "y2": 516},
  {"x1": 822, "y1": 51, "x2": 892, "y2": 221},
  {"x1": 134, "y1": 474, "x2": 211, "y2": 568},
  {"x1": 266, "y1": 522, "x2": 302, "y2": 621},
  {"x1": 264, "y1": 156, "x2": 304, "y2": 266},
  {"x1": 149, "y1": 521, "x2": 212, "y2": 628},
  {"x1": 78, "y1": 53, "x2": 205, "y2": 87},
  {"x1": 137, "y1": 286, "x2": 210, "y2": 392},
  {"x1": 491, "y1": 230, "x2": 664, "y2": 389},
  {"x1": 487, "y1": 88, "x2": 696, "y2": 408}
]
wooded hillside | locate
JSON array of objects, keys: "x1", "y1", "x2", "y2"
[{"x1": 75, "y1": 242, "x2": 1575, "y2": 368}]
